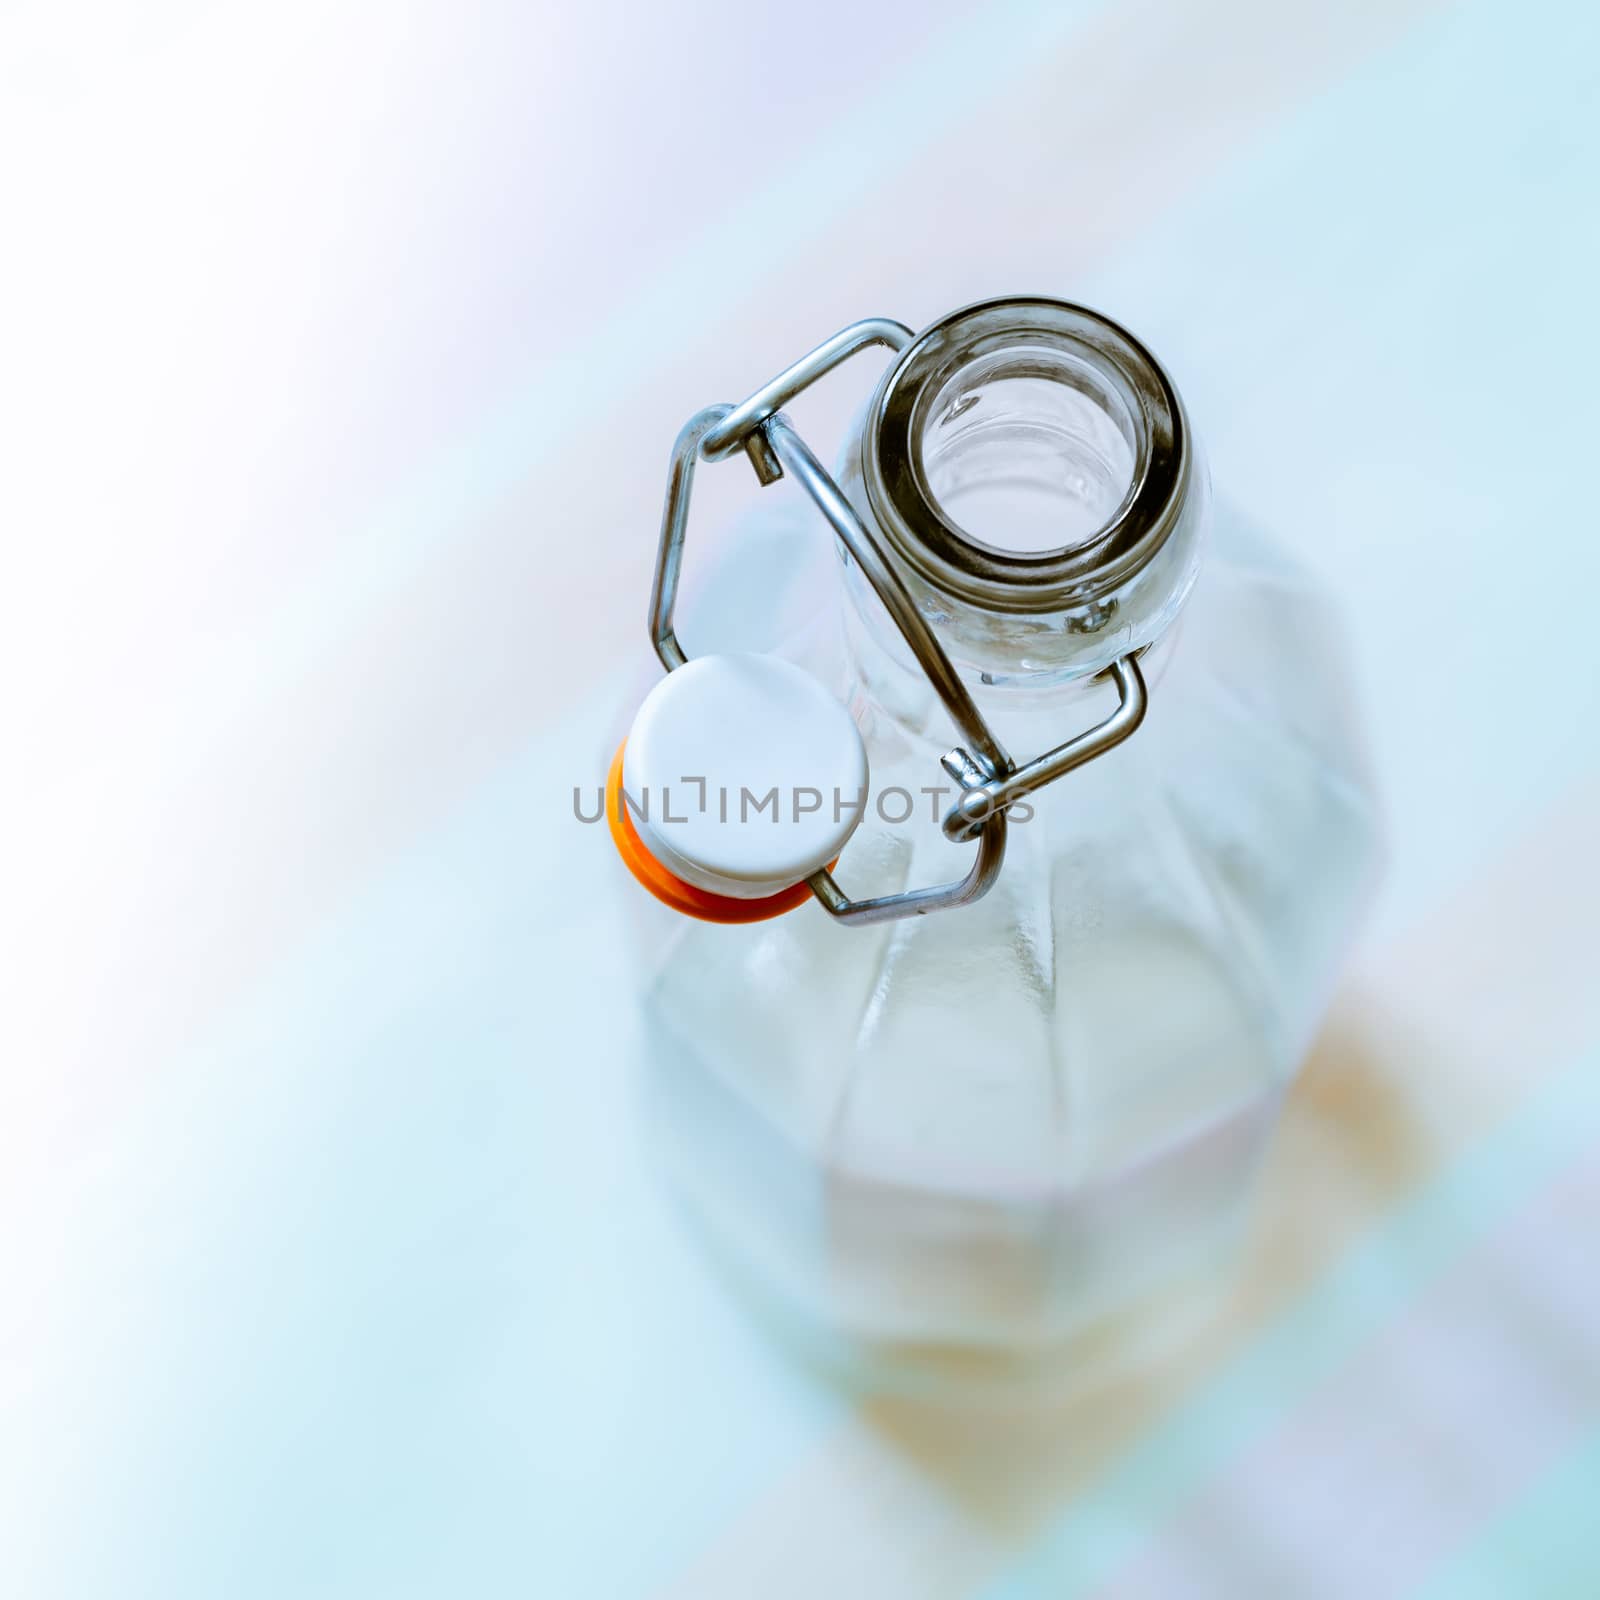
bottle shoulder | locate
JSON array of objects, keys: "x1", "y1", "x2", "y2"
[{"x1": 624, "y1": 493, "x2": 1382, "y2": 1028}]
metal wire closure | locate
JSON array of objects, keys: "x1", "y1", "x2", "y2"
[{"x1": 645, "y1": 317, "x2": 1148, "y2": 926}]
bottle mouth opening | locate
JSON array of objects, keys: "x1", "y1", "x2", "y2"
[
  {"x1": 865, "y1": 298, "x2": 1190, "y2": 615},
  {"x1": 920, "y1": 345, "x2": 1139, "y2": 558}
]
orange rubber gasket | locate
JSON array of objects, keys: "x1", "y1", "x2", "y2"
[{"x1": 606, "y1": 740, "x2": 822, "y2": 924}]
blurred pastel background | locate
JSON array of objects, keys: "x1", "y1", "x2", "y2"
[{"x1": 3, "y1": 0, "x2": 1599, "y2": 1595}]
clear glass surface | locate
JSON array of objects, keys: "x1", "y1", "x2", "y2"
[{"x1": 619, "y1": 328, "x2": 1381, "y2": 1383}]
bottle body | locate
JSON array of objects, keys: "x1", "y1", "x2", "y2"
[{"x1": 626, "y1": 499, "x2": 1378, "y2": 1359}]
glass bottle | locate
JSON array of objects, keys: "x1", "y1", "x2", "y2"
[{"x1": 611, "y1": 298, "x2": 1380, "y2": 1379}]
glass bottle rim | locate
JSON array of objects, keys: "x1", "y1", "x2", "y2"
[{"x1": 864, "y1": 297, "x2": 1192, "y2": 616}]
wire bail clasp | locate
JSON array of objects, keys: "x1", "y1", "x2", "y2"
[{"x1": 645, "y1": 316, "x2": 1147, "y2": 925}]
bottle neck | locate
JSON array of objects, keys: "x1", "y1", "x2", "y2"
[
  {"x1": 838, "y1": 561, "x2": 1185, "y2": 764},
  {"x1": 838, "y1": 298, "x2": 1208, "y2": 699}
]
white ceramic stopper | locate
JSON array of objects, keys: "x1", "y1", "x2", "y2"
[{"x1": 622, "y1": 653, "x2": 869, "y2": 900}]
